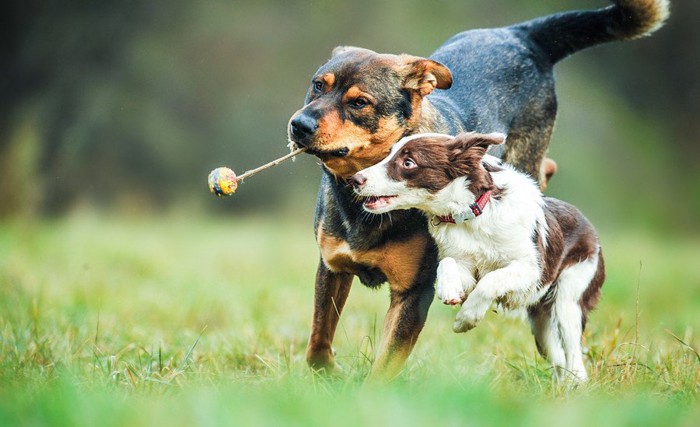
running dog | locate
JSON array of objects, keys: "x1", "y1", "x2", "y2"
[
  {"x1": 287, "y1": 0, "x2": 667, "y2": 380},
  {"x1": 350, "y1": 132, "x2": 604, "y2": 382}
]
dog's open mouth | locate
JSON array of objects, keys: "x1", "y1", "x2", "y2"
[
  {"x1": 363, "y1": 195, "x2": 397, "y2": 211},
  {"x1": 308, "y1": 147, "x2": 349, "y2": 158}
]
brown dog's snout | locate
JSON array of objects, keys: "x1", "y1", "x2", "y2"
[
  {"x1": 348, "y1": 173, "x2": 367, "y2": 189},
  {"x1": 290, "y1": 113, "x2": 318, "y2": 141}
]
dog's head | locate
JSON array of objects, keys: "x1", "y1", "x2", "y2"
[
  {"x1": 349, "y1": 132, "x2": 505, "y2": 215},
  {"x1": 288, "y1": 47, "x2": 452, "y2": 178}
]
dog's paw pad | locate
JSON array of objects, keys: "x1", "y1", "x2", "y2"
[{"x1": 437, "y1": 289, "x2": 462, "y2": 305}]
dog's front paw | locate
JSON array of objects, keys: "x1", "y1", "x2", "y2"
[
  {"x1": 306, "y1": 347, "x2": 343, "y2": 377},
  {"x1": 437, "y1": 281, "x2": 463, "y2": 306},
  {"x1": 436, "y1": 258, "x2": 464, "y2": 305},
  {"x1": 453, "y1": 310, "x2": 480, "y2": 332},
  {"x1": 453, "y1": 298, "x2": 489, "y2": 333}
]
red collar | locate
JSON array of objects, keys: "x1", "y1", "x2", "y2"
[{"x1": 434, "y1": 190, "x2": 492, "y2": 224}]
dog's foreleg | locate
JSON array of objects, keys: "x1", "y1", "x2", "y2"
[
  {"x1": 436, "y1": 257, "x2": 475, "y2": 305},
  {"x1": 368, "y1": 283, "x2": 434, "y2": 382},
  {"x1": 454, "y1": 260, "x2": 540, "y2": 332},
  {"x1": 306, "y1": 259, "x2": 353, "y2": 375}
]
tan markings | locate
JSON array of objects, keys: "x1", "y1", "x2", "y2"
[
  {"x1": 343, "y1": 86, "x2": 376, "y2": 104},
  {"x1": 317, "y1": 226, "x2": 355, "y2": 273},
  {"x1": 318, "y1": 116, "x2": 405, "y2": 178},
  {"x1": 417, "y1": 72, "x2": 438, "y2": 96},
  {"x1": 400, "y1": 56, "x2": 453, "y2": 97},
  {"x1": 368, "y1": 306, "x2": 410, "y2": 381},
  {"x1": 371, "y1": 233, "x2": 427, "y2": 292},
  {"x1": 316, "y1": 109, "x2": 344, "y2": 144},
  {"x1": 317, "y1": 227, "x2": 427, "y2": 291},
  {"x1": 322, "y1": 73, "x2": 335, "y2": 88}
]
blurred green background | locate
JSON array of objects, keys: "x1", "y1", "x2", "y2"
[
  {"x1": 2, "y1": 2, "x2": 699, "y2": 425},
  {"x1": 1, "y1": 0, "x2": 698, "y2": 233}
]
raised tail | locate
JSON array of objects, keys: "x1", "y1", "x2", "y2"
[{"x1": 517, "y1": 0, "x2": 670, "y2": 64}]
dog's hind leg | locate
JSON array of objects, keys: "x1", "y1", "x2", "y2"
[
  {"x1": 528, "y1": 304, "x2": 567, "y2": 382},
  {"x1": 551, "y1": 255, "x2": 601, "y2": 383},
  {"x1": 306, "y1": 259, "x2": 353, "y2": 375}
]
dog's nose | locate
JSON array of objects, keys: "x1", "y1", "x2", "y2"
[
  {"x1": 348, "y1": 173, "x2": 367, "y2": 189},
  {"x1": 290, "y1": 114, "x2": 318, "y2": 139}
]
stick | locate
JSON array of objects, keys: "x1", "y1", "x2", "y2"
[{"x1": 237, "y1": 147, "x2": 307, "y2": 181}]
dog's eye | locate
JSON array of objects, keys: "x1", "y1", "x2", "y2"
[
  {"x1": 313, "y1": 81, "x2": 323, "y2": 93},
  {"x1": 350, "y1": 97, "x2": 368, "y2": 109},
  {"x1": 402, "y1": 158, "x2": 417, "y2": 169}
]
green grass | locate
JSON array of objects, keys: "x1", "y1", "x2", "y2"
[{"x1": 1, "y1": 212, "x2": 699, "y2": 426}]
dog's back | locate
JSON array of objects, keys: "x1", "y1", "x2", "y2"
[{"x1": 427, "y1": 0, "x2": 670, "y2": 181}]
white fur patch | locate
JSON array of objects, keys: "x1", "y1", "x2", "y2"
[
  {"x1": 353, "y1": 133, "x2": 453, "y2": 214},
  {"x1": 355, "y1": 132, "x2": 600, "y2": 382}
]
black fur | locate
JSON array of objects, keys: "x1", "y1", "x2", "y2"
[{"x1": 300, "y1": 0, "x2": 667, "y2": 378}]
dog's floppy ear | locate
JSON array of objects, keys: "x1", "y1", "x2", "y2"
[
  {"x1": 400, "y1": 55, "x2": 452, "y2": 96},
  {"x1": 332, "y1": 46, "x2": 375, "y2": 58},
  {"x1": 448, "y1": 132, "x2": 506, "y2": 160}
]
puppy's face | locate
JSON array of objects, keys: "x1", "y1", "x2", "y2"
[
  {"x1": 288, "y1": 47, "x2": 452, "y2": 178},
  {"x1": 350, "y1": 132, "x2": 505, "y2": 214}
]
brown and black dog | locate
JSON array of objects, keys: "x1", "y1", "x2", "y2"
[{"x1": 287, "y1": 0, "x2": 668, "y2": 380}]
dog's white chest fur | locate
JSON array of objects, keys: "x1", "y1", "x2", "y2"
[{"x1": 429, "y1": 164, "x2": 547, "y2": 293}]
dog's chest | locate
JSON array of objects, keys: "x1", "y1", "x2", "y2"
[
  {"x1": 316, "y1": 223, "x2": 430, "y2": 291},
  {"x1": 430, "y1": 222, "x2": 526, "y2": 272}
]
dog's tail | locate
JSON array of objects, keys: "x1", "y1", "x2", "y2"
[{"x1": 517, "y1": 0, "x2": 670, "y2": 64}]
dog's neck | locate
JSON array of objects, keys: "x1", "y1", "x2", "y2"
[
  {"x1": 416, "y1": 98, "x2": 455, "y2": 134},
  {"x1": 422, "y1": 177, "x2": 477, "y2": 217},
  {"x1": 433, "y1": 190, "x2": 493, "y2": 225},
  {"x1": 422, "y1": 163, "x2": 501, "y2": 218},
  {"x1": 320, "y1": 168, "x2": 429, "y2": 249}
]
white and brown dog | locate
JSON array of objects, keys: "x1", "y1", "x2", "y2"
[{"x1": 349, "y1": 132, "x2": 605, "y2": 382}]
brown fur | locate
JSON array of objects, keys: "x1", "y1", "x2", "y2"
[
  {"x1": 293, "y1": 0, "x2": 665, "y2": 380},
  {"x1": 532, "y1": 197, "x2": 605, "y2": 331},
  {"x1": 383, "y1": 133, "x2": 505, "y2": 199},
  {"x1": 322, "y1": 72, "x2": 336, "y2": 88},
  {"x1": 319, "y1": 116, "x2": 406, "y2": 177},
  {"x1": 305, "y1": 260, "x2": 353, "y2": 373},
  {"x1": 289, "y1": 51, "x2": 454, "y2": 178},
  {"x1": 317, "y1": 223, "x2": 428, "y2": 292}
]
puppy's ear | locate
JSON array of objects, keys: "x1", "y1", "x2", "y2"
[
  {"x1": 448, "y1": 132, "x2": 506, "y2": 160},
  {"x1": 400, "y1": 55, "x2": 452, "y2": 96},
  {"x1": 332, "y1": 46, "x2": 375, "y2": 58}
]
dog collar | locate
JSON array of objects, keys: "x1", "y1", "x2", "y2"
[{"x1": 433, "y1": 190, "x2": 492, "y2": 225}]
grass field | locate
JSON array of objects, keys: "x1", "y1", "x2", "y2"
[{"x1": 1, "y1": 212, "x2": 699, "y2": 426}]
